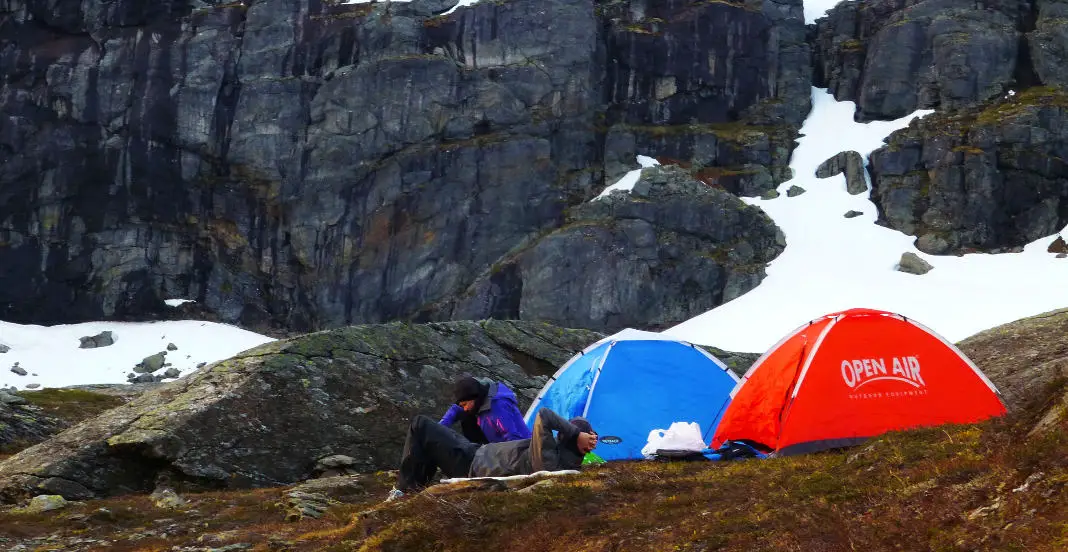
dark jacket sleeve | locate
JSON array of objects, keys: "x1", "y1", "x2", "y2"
[{"x1": 534, "y1": 407, "x2": 580, "y2": 442}]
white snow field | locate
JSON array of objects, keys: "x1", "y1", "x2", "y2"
[
  {"x1": 0, "y1": 319, "x2": 275, "y2": 390},
  {"x1": 662, "y1": 88, "x2": 1068, "y2": 352}
]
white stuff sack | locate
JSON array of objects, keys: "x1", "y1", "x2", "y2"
[{"x1": 640, "y1": 421, "x2": 707, "y2": 459}]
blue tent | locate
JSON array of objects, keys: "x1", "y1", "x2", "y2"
[{"x1": 523, "y1": 329, "x2": 739, "y2": 461}]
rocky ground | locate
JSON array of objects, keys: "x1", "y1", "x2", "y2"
[
  {"x1": 0, "y1": 320, "x2": 604, "y2": 501},
  {"x1": 0, "y1": 385, "x2": 1064, "y2": 551},
  {"x1": 0, "y1": 311, "x2": 1065, "y2": 550}
]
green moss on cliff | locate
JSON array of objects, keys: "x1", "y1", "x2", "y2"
[
  {"x1": 975, "y1": 86, "x2": 1068, "y2": 126},
  {"x1": 621, "y1": 122, "x2": 788, "y2": 146},
  {"x1": 839, "y1": 38, "x2": 864, "y2": 52}
]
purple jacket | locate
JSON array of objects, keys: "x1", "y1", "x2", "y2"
[{"x1": 439, "y1": 381, "x2": 532, "y2": 443}]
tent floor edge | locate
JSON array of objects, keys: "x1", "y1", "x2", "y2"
[{"x1": 773, "y1": 437, "x2": 870, "y2": 457}]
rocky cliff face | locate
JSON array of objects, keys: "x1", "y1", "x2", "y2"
[
  {"x1": 813, "y1": 0, "x2": 1068, "y2": 122},
  {"x1": 812, "y1": 0, "x2": 1031, "y2": 121},
  {"x1": 0, "y1": 320, "x2": 602, "y2": 501},
  {"x1": 454, "y1": 166, "x2": 785, "y2": 330},
  {"x1": 812, "y1": 0, "x2": 1068, "y2": 254},
  {"x1": 869, "y1": 86, "x2": 1068, "y2": 254},
  {"x1": 0, "y1": 0, "x2": 810, "y2": 333}
]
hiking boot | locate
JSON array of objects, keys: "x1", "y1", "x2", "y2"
[{"x1": 384, "y1": 488, "x2": 405, "y2": 503}]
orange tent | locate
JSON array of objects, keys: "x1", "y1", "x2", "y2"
[{"x1": 711, "y1": 308, "x2": 1006, "y2": 455}]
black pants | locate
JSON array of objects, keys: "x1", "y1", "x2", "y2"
[{"x1": 397, "y1": 415, "x2": 480, "y2": 491}]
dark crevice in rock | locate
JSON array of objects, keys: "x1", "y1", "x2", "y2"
[
  {"x1": 1015, "y1": 0, "x2": 1041, "y2": 90},
  {"x1": 503, "y1": 347, "x2": 558, "y2": 378},
  {"x1": 211, "y1": 12, "x2": 248, "y2": 163}
]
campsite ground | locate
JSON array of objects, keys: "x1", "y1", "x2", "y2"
[{"x1": 1, "y1": 377, "x2": 1065, "y2": 552}]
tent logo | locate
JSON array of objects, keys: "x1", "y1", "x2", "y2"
[
  {"x1": 841, "y1": 356, "x2": 926, "y2": 390},
  {"x1": 599, "y1": 436, "x2": 623, "y2": 445}
]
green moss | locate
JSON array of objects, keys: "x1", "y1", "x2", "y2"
[
  {"x1": 17, "y1": 388, "x2": 125, "y2": 425},
  {"x1": 423, "y1": 14, "x2": 449, "y2": 27},
  {"x1": 975, "y1": 86, "x2": 1068, "y2": 126},
  {"x1": 839, "y1": 38, "x2": 864, "y2": 52},
  {"x1": 620, "y1": 23, "x2": 662, "y2": 35},
  {"x1": 620, "y1": 122, "x2": 787, "y2": 146},
  {"x1": 311, "y1": 3, "x2": 374, "y2": 20}
]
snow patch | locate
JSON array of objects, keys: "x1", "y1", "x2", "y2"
[
  {"x1": 341, "y1": 0, "x2": 479, "y2": 15},
  {"x1": 664, "y1": 87, "x2": 1068, "y2": 351},
  {"x1": 164, "y1": 299, "x2": 195, "y2": 308},
  {"x1": 593, "y1": 155, "x2": 661, "y2": 200},
  {"x1": 805, "y1": 0, "x2": 848, "y2": 23},
  {"x1": 0, "y1": 320, "x2": 275, "y2": 390},
  {"x1": 442, "y1": 0, "x2": 481, "y2": 15}
]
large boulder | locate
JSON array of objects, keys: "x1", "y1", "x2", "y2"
[
  {"x1": 896, "y1": 252, "x2": 934, "y2": 275},
  {"x1": 78, "y1": 331, "x2": 115, "y2": 349},
  {"x1": 869, "y1": 86, "x2": 1068, "y2": 255},
  {"x1": 0, "y1": 320, "x2": 602, "y2": 502},
  {"x1": 454, "y1": 166, "x2": 786, "y2": 331},
  {"x1": 958, "y1": 308, "x2": 1068, "y2": 412},
  {"x1": 815, "y1": 151, "x2": 868, "y2": 195},
  {"x1": 0, "y1": 0, "x2": 809, "y2": 334}
]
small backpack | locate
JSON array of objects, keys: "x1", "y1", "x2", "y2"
[{"x1": 710, "y1": 440, "x2": 768, "y2": 461}]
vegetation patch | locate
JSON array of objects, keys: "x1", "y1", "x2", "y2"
[
  {"x1": 621, "y1": 122, "x2": 788, "y2": 146},
  {"x1": 16, "y1": 389, "x2": 125, "y2": 426},
  {"x1": 4, "y1": 376, "x2": 1068, "y2": 551},
  {"x1": 838, "y1": 38, "x2": 865, "y2": 53},
  {"x1": 975, "y1": 86, "x2": 1068, "y2": 126},
  {"x1": 312, "y1": 3, "x2": 375, "y2": 20}
]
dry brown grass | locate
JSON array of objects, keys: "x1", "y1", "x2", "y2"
[
  {"x1": 3, "y1": 384, "x2": 1068, "y2": 551},
  {"x1": 313, "y1": 380, "x2": 1068, "y2": 552}
]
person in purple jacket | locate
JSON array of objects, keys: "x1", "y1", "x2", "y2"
[{"x1": 439, "y1": 376, "x2": 532, "y2": 444}]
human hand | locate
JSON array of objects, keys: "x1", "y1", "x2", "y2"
[{"x1": 577, "y1": 432, "x2": 598, "y2": 454}]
